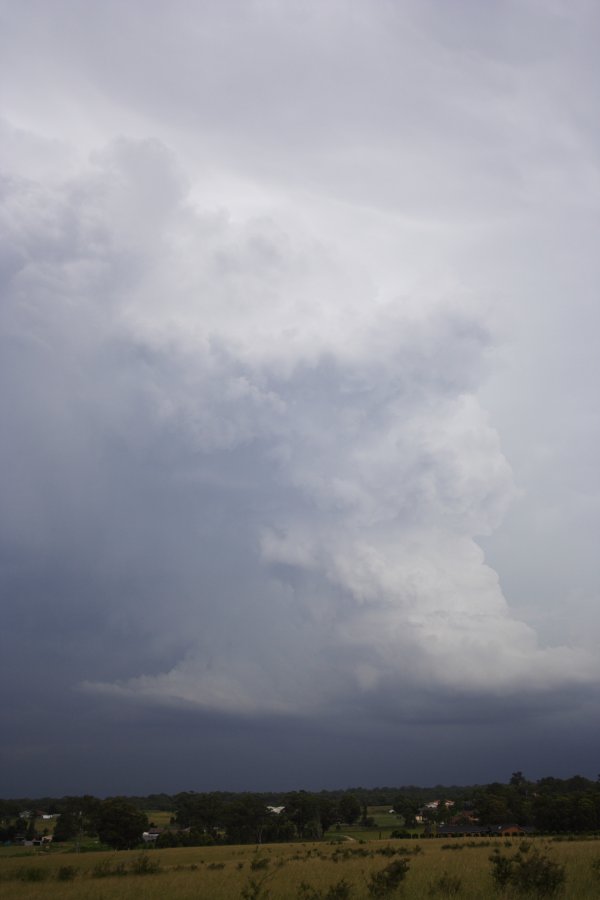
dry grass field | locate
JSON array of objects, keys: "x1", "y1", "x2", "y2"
[{"x1": 2, "y1": 835, "x2": 600, "y2": 898}]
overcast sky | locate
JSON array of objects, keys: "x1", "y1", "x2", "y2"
[{"x1": 2, "y1": 0, "x2": 600, "y2": 798}]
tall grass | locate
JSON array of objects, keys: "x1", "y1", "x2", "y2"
[{"x1": 1, "y1": 836, "x2": 600, "y2": 898}]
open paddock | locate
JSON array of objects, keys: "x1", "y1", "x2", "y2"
[{"x1": 1, "y1": 835, "x2": 600, "y2": 898}]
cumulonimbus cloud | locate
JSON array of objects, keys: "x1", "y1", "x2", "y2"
[{"x1": 2, "y1": 130, "x2": 598, "y2": 725}]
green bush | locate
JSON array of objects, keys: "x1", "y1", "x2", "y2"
[
  {"x1": 325, "y1": 880, "x2": 353, "y2": 900},
  {"x1": 241, "y1": 875, "x2": 272, "y2": 900},
  {"x1": 367, "y1": 858, "x2": 410, "y2": 897},
  {"x1": 428, "y1": 871, "x2": 462, "y2": 896},
  {"x1": 91, "y1": 858, "x2": 127, "y2": 878},
  {"x1": 56, "y1": 865, "x2": 78, "y2": 881},
  {"x1": 490, "y1": 846, "x2": 566, "y2": 897},
  {"x1": 15, "y1": 867, "x2": 48, "y2": 882},
  {"x1": 297, "y1": 879, "x2": 354, "y2": 899},
  {"x1": 489, "y1": 849, "x2": 514, "y2": 889},
  {"x1": 130, "y1": 853, "x2": 161, "y2": 875}
]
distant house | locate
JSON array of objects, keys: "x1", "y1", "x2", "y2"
[
  {"x1": 449, "y1": 812, "x2": 479, "y2": 826},
  {"x1": 416, "y1": 800, "x2": 455, "y2": 823},
  {"x1": 142, "y1": 829, "x2": 162, "y2": 843},
  {"x1": 434, "y1": 824, "x2": 493, "y2": 838},
  {"x1": 497, "y1": 824, "x2": 535, "y2": 836},
  {"x1": 434, "y1": 823, "x2": 535, "y2": 838}
]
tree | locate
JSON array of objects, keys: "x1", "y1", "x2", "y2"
[
  {"x1": 53, "y1": 811, "x2": 79, "y2": 842},
  {"x1": 175, "y1": 792, "x2": 224, "y2": 838},
  {"x1": 223, "y1": 794, "x2": 273, "y2": 844},
  {"x1": 392, "y1": 795, "x2": 419, "y2": 828},
  {"x1": 52, "y1": 795, "x2": 101, "y2": 844},
  {"x1": 318, "y1": 797, "x2": 340, "y2": 834},
  {"x1": 339, "y1": 794, "x2": 361, "y2": 825},
  {"x1": 95, "y1": 799, "x2": 148, "y2": 850},
  {"x1": 284, "y1": 792, "x2": 322, "y2": 839}
]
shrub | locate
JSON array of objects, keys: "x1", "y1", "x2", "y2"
[
  {"x1": 298, "y1": 883, "x2": 320, "y2": 900},
  {"x1": 56, "y1": 865, "x2": 78, "y2": 881},
  {"x1": 325, "y1": 879, "x2": 353, "y2": 899},
  {"x1": 15, "y1": 867, "x2": 48, "y2": 882},
  {"x1": 490, "y1": 846, "x2": 566, "y2": 897},
  {"x1": 298, "y1": 879, "x2": 353, "y2": 899},
  {"x1": 91, "y1": 858, "x2": 127, "y2": 878},
  {"x1": 241, "y1": 876, "x2": 272, "y2": 900},
  {"x1": 489, "y1": 849, "x2": 514, "y2": 889},
  {"x1": 428, "y1": 871, "x2": 462, "y2": 896},
  {"x1": 130, "y1": 853, "x2": 161, "y2": 875},
  {"x1": 367, "y1": 858, "x2": 410, "y2": 897}
]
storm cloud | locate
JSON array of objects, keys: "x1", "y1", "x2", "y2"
[{"x1": 2, "y1": 0, "x2": 600, "y2": 795}]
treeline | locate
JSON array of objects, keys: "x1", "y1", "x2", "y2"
[
  {"x1": 0, "y1": 796, "x2": 147, "y2": 849},
  {"x1": 0, "y1": 784, "x2": 469, "y2": 817},
  {"x1": 471, "y1": 773, "x2": 600, "y2": 832},
  {"x1": 3, "y1": 774, "x2": 600, "y2": 847}
]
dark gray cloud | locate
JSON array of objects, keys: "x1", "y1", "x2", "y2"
[{"x1": 1, "y1": 1, "x2": 600, "y2": 795}]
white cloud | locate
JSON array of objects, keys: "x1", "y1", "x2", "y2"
[
  {"x1": 2, "y1": 0, "x2": 600, "y2": 751},
  {"x1": 2, "y1": 132, "x2": 587, "y2": 718}
]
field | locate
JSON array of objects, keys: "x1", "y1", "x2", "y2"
[{"x1": 2, "y1": 835, "x2": 600, "y2": 898}]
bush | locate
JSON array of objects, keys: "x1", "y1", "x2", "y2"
[
  {"x1": 325, "y1": 880, "x2": 353, "y2": 899},
  {"x1": 56, "y1": 865, "x2": 78, "y2": 881},
  {"x1": 367, "y1": 858, "x2": 410, "y2": 897},
  {"x1": 489, "y1": 850, "x2": 514, "y2": 889},
  {"x1": 490, "y1": 846, "x2": 566, "y2": 897},
  {"x1": 428, "y1": 871, "x2": 462, "y2": 896},
  {"x1": 298, "y1": 880, "x2": 321, "y2": 899},
  {"x1": 91, "y1": 858, "x2": 127, "y2": 878},
  {"x1": 241, "y1": 875, "x2": 272, "y2": 900},
  {"x1": 297, "y1": 879, "x2": 354, "y2": 899},
  {"x1": 15, "y1": 867, "x2": 48, "y2": 882},
  {"x1": 130, "y1": 853, "x2": 161, "y2": 875}
]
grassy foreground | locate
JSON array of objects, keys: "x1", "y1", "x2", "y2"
[{"x1": 2, "y1": 836, "x2": 600, "y2": 898}]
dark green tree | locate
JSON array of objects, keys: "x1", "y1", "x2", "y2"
[
  {"x1": 318, "y1": 797, "x2": 340, "y2": 834},
  {"x1": 175, "y1": 791, "x2": 224, "y2": 838},
  {"x1": 339, "y1": 794, "x2": 361, "y2": 825},
  {"x1": 95, "y1": 798, "x2": 148, "y2": 850},
  {"x1": 392, "y1": 794, "x2": 419, "y2": 828},
  {"x1": 284, "y1": 792, "x2": 322, "y2": 839},
  {"x1": 58, "y1": 796, "x2": 101, "y2": 836},
  {"x1": 223, "y1": 794, "x2": 273, "y2": 844},
  {"x1": 53, "y1": 810, "x2": 80, "y2": 842}
]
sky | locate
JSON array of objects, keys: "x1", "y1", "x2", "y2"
[{"x1": 1, "y1": 0, "x2": 600, "y2": 798}]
